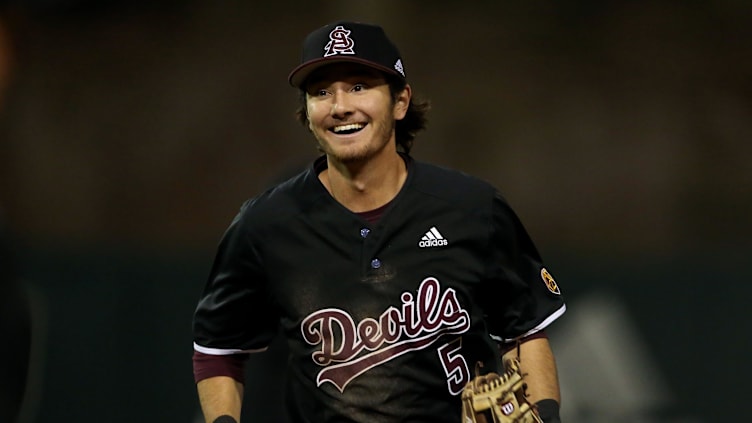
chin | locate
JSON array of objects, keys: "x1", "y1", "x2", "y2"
[
  {"x1": 319, "y1": 141, "x2": 372, "y2": 163},
  {"x1": 331, "y1": 150, "x2": 373, "y2": 164}
]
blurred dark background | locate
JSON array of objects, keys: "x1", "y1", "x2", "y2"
[{"x1": 0, "y1": 1, "x2": 750, "y2": 422}]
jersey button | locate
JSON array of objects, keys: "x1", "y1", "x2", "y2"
[
  {"x1": 370, "y1": 258, "x2": 381, "y2": 269},
  {"x1": 360, "y1": 228, "x2": 370, "y2": 238}
]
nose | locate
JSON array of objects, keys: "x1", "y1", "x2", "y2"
[{"x1": 330, "y1": 90, "x2": 353, "y2": 118}]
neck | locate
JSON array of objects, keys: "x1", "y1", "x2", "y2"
[{"x1": 320, "y1": 152, "x2": 407, "y2": 213}]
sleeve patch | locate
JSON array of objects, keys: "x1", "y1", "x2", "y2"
[{"x1": 540, "y1": 268, "x2": 561, "y2": 295}]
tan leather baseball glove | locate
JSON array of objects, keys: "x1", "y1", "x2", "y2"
[{"x1": 460, "y1": 358, "x2": 542, "y2": 423}]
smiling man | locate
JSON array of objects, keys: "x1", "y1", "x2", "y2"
[
  {"x1": 192, "y1": 21, "x2": 566, "y2": 423},
  {"x1": 302, "y1": 63, "x2": 410, "y2": 213}
]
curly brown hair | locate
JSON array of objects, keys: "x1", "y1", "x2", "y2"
[{"x1": 294, "y1": 75, "x2": 430, "y2": 154}]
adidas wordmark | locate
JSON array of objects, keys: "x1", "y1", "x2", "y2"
[{"x1": 419, "y1": 226, "x2": 448, "y2": 248}]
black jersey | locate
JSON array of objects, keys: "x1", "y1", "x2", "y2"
[{"x1": 193, "y1": 155, "x2": 565, "y2": 423}]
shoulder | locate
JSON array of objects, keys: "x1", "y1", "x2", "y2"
[
  {"x1": 409, "y1": 159, "x2": 497, "y2": 207},
  {"x1": 234, "y1": 164, "x2": 322, "y2": 228}
]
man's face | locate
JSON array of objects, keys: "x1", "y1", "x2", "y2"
[{"x1": 304, "y1": 63, "x2": 410, "y2": 164}]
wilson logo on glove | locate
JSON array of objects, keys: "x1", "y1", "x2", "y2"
[{"x1": 461, "y1": 358, "x2": 542, "y2": 423}]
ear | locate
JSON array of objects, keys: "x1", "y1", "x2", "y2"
[{"x1": 393, "y1": 84, "x2": 412, "y2": 120}]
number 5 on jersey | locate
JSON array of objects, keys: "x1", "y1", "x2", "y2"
[{"x1": 437, "y1": 337, "x2": 470, "y2": 395}]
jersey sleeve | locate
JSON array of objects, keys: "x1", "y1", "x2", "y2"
[
  {"x1": 480, "y1": 192, "x2": 566, "y2": 343},
  {"x1": 192, "y1": 200, "x2": 279, "y2": 355}
]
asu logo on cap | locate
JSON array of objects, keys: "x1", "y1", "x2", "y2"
[
  {"x1": 324, "y1": 25, "x2": 355, "y2": 57},
  {"x1": 540, "y1": 268, "x2": 561, "y2": 295},
  {"x1": 288, "y1": 21, "x2": 407, "y2": 88}
]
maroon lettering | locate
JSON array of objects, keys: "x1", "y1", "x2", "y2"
[{"x1": 300, "y1": 277, "x2": 471, "y2": 391}]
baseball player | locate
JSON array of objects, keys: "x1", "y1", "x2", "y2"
[{"x1": 192, "y1": 21, "x2": 566, "y2": 423}]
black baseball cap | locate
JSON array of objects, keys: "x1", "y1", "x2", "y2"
[{"x1": 288, "y1": 21, "x2": 406, "y2": 88}]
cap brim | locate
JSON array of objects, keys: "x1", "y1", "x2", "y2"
[{"x1": 288, "y1": 57, "x2": 403, "y2": 88}]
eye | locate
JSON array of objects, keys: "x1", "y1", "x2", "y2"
[
  {"x1": 351, "y1": 83, "x2": 367, "y2": 92},
  {"x1": 305, "y1": 85, "x2": 329, "y2": 97}
]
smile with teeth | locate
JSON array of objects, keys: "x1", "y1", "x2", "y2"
[{"x1": 331, "y1": 123, "x2": 366, "y2": 134}]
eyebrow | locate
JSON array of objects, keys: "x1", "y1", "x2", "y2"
[{"x1": 306, "y1": 68, "x2": 386, "y2": 87}]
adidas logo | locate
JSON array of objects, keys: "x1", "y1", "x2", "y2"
[{"x1": 418, "y1": 226, "x2": 448, "y2": 248}]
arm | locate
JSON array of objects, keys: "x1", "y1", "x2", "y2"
[
  {"x1": 196, "y1": 376, "x2": 244, "y2": 423},
  {"x1": 502, "y1": 336, "x2": 560, "y2": 404}
]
